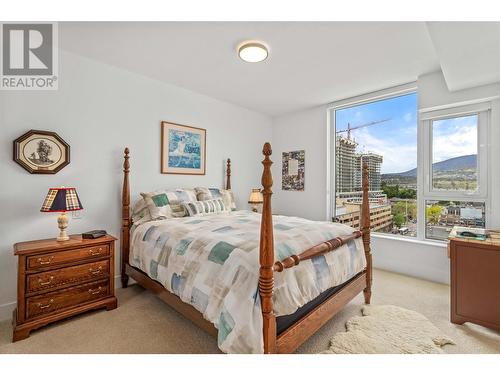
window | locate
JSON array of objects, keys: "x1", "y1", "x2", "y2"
[
  {"x1": 330, "y1": 91, "x2": 418, "y2": 237},
  {"x1": 431, "y1": 115, "x2": 478, "y2": 192},
  {"x1": 328, "y1": 86, "x2": 491, "y2": 242},
  {"x1": 421, "y1": 106, "x2": 489, "y2": 241}
]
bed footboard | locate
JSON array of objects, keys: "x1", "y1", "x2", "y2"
[{"x1": 258, "y1": 143, "x2": 372, "y2": 354}]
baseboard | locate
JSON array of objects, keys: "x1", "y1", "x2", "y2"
[
  {"x1": 0, "y1": 301, "x2": 16, "y2": 322},
  {"x1": 0, "y1": 275, "x2": 129, "y2": 322}
]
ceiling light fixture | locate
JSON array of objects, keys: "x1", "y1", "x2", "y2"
[{"x1": 238, "y1": 41, "x2": 269, "y2": 63}]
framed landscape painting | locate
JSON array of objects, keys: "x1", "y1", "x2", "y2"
[{"x1": 161, "y1": 121, "x2": 206, "y2": 175}]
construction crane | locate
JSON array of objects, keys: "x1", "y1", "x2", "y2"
[{"x1": 336, "y1": 118, "x2": 391, "y2": 140}]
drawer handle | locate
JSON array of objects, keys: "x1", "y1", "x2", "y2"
[
  {"x1": 37, "y1": 256, "x2": 54, "y2": 265},
  {"x1": 37, "y1": 299, "x2": 54, "y2": 309},
  {"x1": 88, "y1": 286, "x2": 104, "y2": 295},
  {"x1": 89, "y1": 248, "x2": 103, "y2": 256},
  {"x1": 89, "y1": 266, "x2": 103, "y2": 275},
  {"x1": 38, "y1": 276, "x2": 55, "y2": 286}
]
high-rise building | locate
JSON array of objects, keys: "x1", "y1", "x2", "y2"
[
  {"x1": 355, "y1": 153, "x2": 383, "y2": 191},
  {"x1": 335, "y1": 136, "x2": 358, "y2": 193},
  {"x1": 335, "y1": 136, "x2": 391, "y2": 232},
  {"x1": 335, "y1": 135, "x2": 383, "y2": 193}
]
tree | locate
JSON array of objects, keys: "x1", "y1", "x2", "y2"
[
  {"x1": 398, "y1": 188, "x2": 417, "y2": 199},
  {"x1": 381, "y1": 182, "x2": 400, "y2": 198},
  {"x1": 426, "y1": 205, "x2": 442, "y2": 225},
  {"x1": 393, "y1": 213, "x2": 405, "y2": 228},
  {"x1": 392, "y1": 201, "x2": 417, "y2": 220},
  {"x1": 381, "y1": 182, "x2": 416, "y2": 199},
  {"x1": 36, "y1": 140, "x2": 52, "y2": 163}
]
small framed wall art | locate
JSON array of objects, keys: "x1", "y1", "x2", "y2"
[
  {"x1": 282, "y1": 150, "x2": 305, "y2": 191},
  {"x1": 13, "y1": 130, "x2": 70, "y2": 174},
  {"x1": 161, "y1": 121, "x2": 206, "y2": 175}
]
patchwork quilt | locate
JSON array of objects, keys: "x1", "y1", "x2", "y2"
[{"x1": 130, "y1": 211, "x2": 366, "y2": 353}]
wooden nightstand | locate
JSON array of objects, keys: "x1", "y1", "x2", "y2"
[
  {"x1": 13, "y1": 234, "x2": 118, "y2": 342},
  {"x1": 449, "y1": 233, "x2": 500, "y2": 331}
]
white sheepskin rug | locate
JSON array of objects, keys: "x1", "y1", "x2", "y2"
[{"x1": 322, "y1": 305, "x2": 455, "y2": 354}]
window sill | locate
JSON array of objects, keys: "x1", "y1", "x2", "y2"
[{"x1": 371, "y1": 232, "x2": 447, "y2": 248}]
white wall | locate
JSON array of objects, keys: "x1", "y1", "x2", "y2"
[
  {"x1": 271, "y1": 106, "x2": 328, "y2": 220},
  {"x1": 418, "y1": 70, "x2": 500, "y2": 111},
  {"x1": 0, "y1": 51, "x2": 272, "y2": 320},
  {"x1": 271, "y1": 70, "x2": 500, "y2": 285}
]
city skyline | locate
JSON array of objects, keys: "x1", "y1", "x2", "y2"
[{"x1": 335, "y1": 93, "x2": 478, "y2": 175}]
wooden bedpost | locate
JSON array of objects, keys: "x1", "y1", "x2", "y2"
[
  {"x1": 226, "y1": 158, "x2": 231, "y2": 190},
  {"x1": 259, "y1": 142, "x2": 277, "y2": 354},
  {"x1": 121, "y1": 147, "x2": 131, "y2": 288},
  {"x1": 361, "y1": 161, "x2": 372, "y2": 304}
]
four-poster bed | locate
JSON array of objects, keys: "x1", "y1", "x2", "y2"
[{"x1": 120, "y1": 142, "x2": 372, "y2": 354}]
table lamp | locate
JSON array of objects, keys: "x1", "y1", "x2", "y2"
[
  {"x1": 40, "y1": 187, "x2": 83, "y2": 241},
  {"x1": 248, "y1": 188, "x2": 263, "y2": 213}
]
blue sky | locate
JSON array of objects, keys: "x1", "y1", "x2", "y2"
[
  {"x1": 432, "y1": 115, "x2": 477, "y2": 163},
  {"x1": 335, "y1": 93, "x2": 418, "y2": 174}
]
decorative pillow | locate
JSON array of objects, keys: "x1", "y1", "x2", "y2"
[
  {"x1": 131, "y1": 197, "x2": 151, "y2": 224},
  {"x1": 182, "y1": 198, "x2": 227, "y2": 217},
  {"x1": 175, "y1": 188, "x2": 198, "y2": 202},
  {"x1": 141, "y1": 188, "x2": 196, "y2": 220},
  {"x1": 195, "y1": 187, "x2": 236, "y2": 211}
]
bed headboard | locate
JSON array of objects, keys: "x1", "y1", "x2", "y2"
[
  {"x1": 120, "y1": 148, "x2": 232, "y2": 287},
  {"x1": 226, "y1": 158, "x2": 231, "y2": 190},
  {"x1": 121, "y1": 148, "x2": 130, "y2": 287}
]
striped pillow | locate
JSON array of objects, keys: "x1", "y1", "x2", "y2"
[
  {"x1": 141, "y1": 188, "x2": 196, "y2": 220},
  {"x1": 195, "y1": 187, "x2": 236, "y2": 211},
  {"x1": 183, "y1": 199, "x2": 227, "y2": 217}
]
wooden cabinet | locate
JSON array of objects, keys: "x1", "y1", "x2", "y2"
[
  {"x1": 449, "y1": 236, "x2": 500, "y2": 331},
  {"x1": 13, "y1": 234, "x2": 118, "y2": 342}
]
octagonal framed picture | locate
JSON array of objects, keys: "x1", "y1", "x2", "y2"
[{"x1": 13, "y1": 130, "x2": 70, "y2": 174}]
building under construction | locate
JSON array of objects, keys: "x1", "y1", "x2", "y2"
[
  {"x1": 355, "y1": 153, "x2": 383, "y2": 191},
  {"x1": 335, "y1": 135, "x2": 392, "y2": 232},
  {"x1": 335, "y1": 136, "x2": 358, "y2": 193},
  {"x1": 335, "y1": 136, "x2": 383, "y2": 193}
]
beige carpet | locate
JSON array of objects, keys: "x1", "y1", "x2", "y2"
[
  {"x1": 322, "y1": 305, "x2": 455, "y2": 354},
  {"x1": 1, "y1": 269, "x2": 499, "y2": 354}
]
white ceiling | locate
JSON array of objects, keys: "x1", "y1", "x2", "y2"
[
  {"x1": 59, "y1": 22, "x2": 499, "y2": 117},
  {"x1": 426, "y1": 22, "x2": 500, "y2": 92}
]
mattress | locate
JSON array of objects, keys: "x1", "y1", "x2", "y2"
[{"x1": 276, "y1": 273, "x2": 361, "y2": 335}]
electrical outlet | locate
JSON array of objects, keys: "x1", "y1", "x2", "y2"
[{"x1": 72, "y1": 210, "x2": 83, "y2": 219}]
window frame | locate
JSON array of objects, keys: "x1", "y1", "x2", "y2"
[
  {"x1": 421, "y1": 105, "x2": 489, "y2": 200},
  {"x1": 326, "y1": 82, "x2": 418, "y2": 239},
  {"x1": 418, "y1": 103, "x2": 491, "y2": 241}
]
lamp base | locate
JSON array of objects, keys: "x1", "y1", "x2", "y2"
[{"x1": 57, "y1": 212, "x2": 70, "y2": 241}]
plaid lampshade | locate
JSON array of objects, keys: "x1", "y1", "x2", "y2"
[{"x1": 40, "y1": 187, "x2": 83, "y2": 212}]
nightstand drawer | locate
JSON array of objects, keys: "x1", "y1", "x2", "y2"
[
  {"x1": 26, "y1": 279, "x2": 110, "y2": 320},
  {"x1": 27, "y1": 260, "x2": 110, "y2": 294},
  {"x1": 27, "y1": 244, "x2": 110, "y2": 270}
]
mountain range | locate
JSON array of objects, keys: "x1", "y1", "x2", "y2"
[{"x1": 382, "y1": 154, "x2": 477, "y2": 178}]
